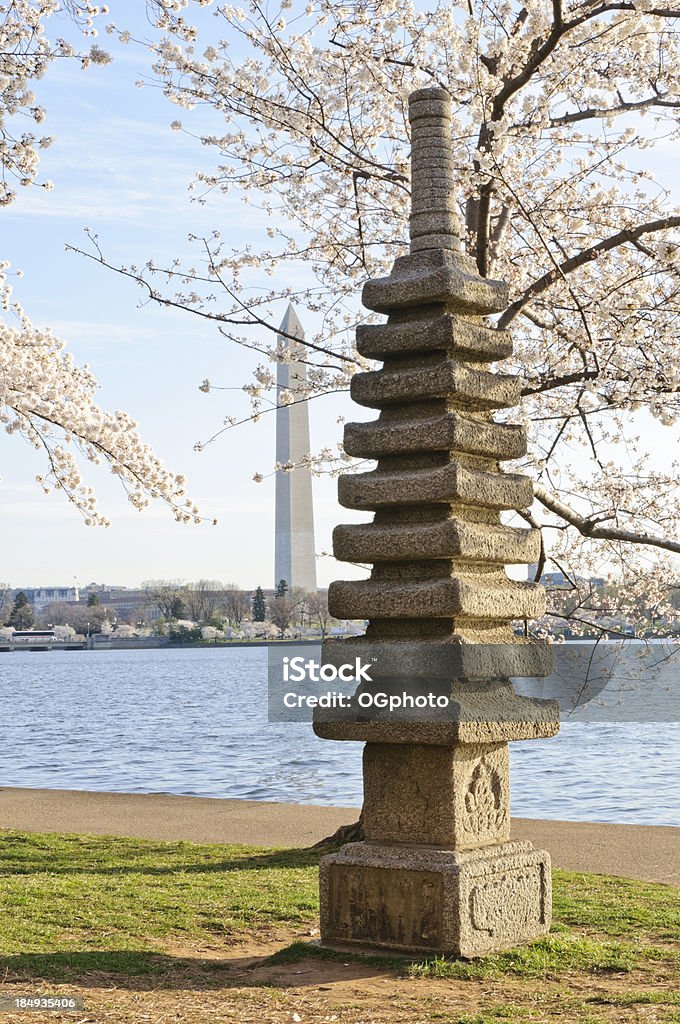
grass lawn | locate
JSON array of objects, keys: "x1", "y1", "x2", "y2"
[{"x1": 0, "y1": 829, "x2": 678, "y2": 1023}]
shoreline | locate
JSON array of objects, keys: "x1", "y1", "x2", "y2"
[
  {"x1": 0, "y1": 638, "x2": 325, "y2": 653},
  {"x1": 5, "y1": 636, "x2": 677, "y2": 653},
  {"x1": 0, "y1": 786, "x2": 677, "y2": 885}
]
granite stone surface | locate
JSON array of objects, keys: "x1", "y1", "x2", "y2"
[
  {"x1": 316, "y1": 85, "x2": 557, "y2": 957},
  {"x1": 320, "y1": 841, "x2": 552, "y2": 957},
  {"x1": 343, "y1": 413, "x2": 528, "y2": 460}
]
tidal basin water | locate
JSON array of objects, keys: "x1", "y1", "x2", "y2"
[{"x1": 1, "y1": 646, "x2": 678, "y2": 826}]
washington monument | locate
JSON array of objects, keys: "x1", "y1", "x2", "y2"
[{"x1": 274, "y1": 305, "x2": 317, "y2": 593}]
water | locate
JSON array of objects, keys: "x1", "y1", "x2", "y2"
[{"x1": 0, "y1": 647, "x2": 678, "y2": 825}]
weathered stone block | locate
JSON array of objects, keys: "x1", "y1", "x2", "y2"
[
  {"x1": 355, "y1": 316, "x2": 512, "y2": 360},
  {"x1": 320, "y1": 841, "x2": 552, "y2": 957},
  {"x1": 411, "y1": 210, "x2": 461, "y2": 239},
  {"x1": 342, "y1": 413, "x2": 527, "y2": 460},
  {"x1": 320, "y1": 636, "x2": 555, "y2": 681},
  {"x1": 312, "y1": 646, "x2": 560, "y2": 745},
  {"x1": 328, "y1": 576, "x2": 546, "y2": 623},
  {"x1": 409, "y1": 88, "x2": 454, "y2": 120},
  {"x1": 351, "y1": 360, "x2": 520, "y2": 409},
  {"x1": 362, "y1": 742, "x2": 510, "y2": 848},
  {"x1": 338, "y1": 462, "x2": 533, "y2": 511},
  {"x1": 409, "y1": 232, "x2": 462, "y2": 251},
  {"x1": 314, "y1": 707, "x2": 560, "y2": 745},
  {"x1": 333, "y1": 519, "x2": 540, "y2": 565},
  {"x1": 362, "y1": 251, "x2": 509, "y2": 314},
  {"x1": 410, "y1": 232, "x2": 461, "y2": 252},
  {"x1": 411, "y1": 191, "x2": 459, "y2": 213}
]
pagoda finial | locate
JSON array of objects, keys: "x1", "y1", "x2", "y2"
[{"x1": 408, "y1": 86, "x2": 461, "y2": 253}]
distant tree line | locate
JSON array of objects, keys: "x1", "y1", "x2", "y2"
[
  {"x1": 0, "y1": 579, "x2": 337, "y2": 639},
  {"x1": 140, "y1": 579, "x2": 336, "y2": 638}
]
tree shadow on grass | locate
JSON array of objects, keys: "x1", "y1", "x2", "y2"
[
  {"x1": 0, "y1": 943, "x2": 393, "y2": 991},
  {"x1": 1, "y1": 935, "x2": 648, "y2": 993},
  {"x1": 0, "y1": 847, "x2": 324, "y2": 877}
]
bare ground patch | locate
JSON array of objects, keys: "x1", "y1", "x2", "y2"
[{"x1": 2, "y1": 928, "x2": 679, "y2": 1024}]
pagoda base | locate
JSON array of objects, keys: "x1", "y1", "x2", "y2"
[{"x1": 320, "y1": 840, "x2": 551, "y2": 958}]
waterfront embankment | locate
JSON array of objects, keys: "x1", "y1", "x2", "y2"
[{"x1": 1, "y1": 786, "x2": 677, "y2": 885}]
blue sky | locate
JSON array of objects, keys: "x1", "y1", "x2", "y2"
[{"x1": 1, "y1": 10, "x2": 371, "y2": 590}]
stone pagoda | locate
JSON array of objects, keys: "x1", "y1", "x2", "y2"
[{"x1": 314, "y1": 87, "x2": 559, "y2": 958}]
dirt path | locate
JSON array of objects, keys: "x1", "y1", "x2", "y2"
[{"x1": 1, "y1": 929, "x2": 678, "y2": 1024}]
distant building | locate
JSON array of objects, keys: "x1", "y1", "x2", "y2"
[
  {"x1": 526, "y1": 569, "x2": 605, "y2": 589},
  {"x1": 78, "y1": 584, "x2": 160, "y2": 622},
  {"x1": 14, "y1": 583, "x2": 160, "y2": 623},
  {"x1": 540, "y1": 572, "x2": 569, "y2": 588},
  {"x1": 16, "y1": 587, "x2": 79, "y2": 611}
]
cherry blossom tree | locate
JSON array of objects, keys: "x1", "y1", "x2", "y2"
[
  {"x1": 73, "y1": 0, "x2": 680, "y2": 625},
  {"x1": 1, "y1": 0, "x2": 201, "y2": 525}
]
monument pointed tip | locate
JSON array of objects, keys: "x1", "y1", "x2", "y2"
[{"x1": 279, "y1": 302, "x2": 305, "y2": 340}]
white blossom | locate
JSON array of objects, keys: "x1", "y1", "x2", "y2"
[
  {"x1": 0, "y1": 1, "x2": 200, "y2": 525},
  {"x1": 132, "y1": 0, "x2": 680, "y2": 596}
]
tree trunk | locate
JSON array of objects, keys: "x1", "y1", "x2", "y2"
[{"x1": 313, "y1": 808, "x2": 365, "y2": 848}]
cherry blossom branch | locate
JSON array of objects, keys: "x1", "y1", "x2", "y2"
[
  {"x1": 521, "y1": 369, "x2": 600, "y2": 397},
  {"x1": 475, "y1": 3, "x2": 680, "y2": 271},
  {"x1": 67, "y1": 242, "x2": 359, "y2": 366},
  {"x1": 544, "y1": 611, "x2": 631, "y2": 638},
  {"x1": 516, "y1": 507, "x2": 547, "y2": 582},
  {"x1": 545, "y1": 93, "x2": 680, "y2": 128},
  {"x1": 499, "y1": 215, "x2": 680, "y2": 327},
  {"x1": 195, "y1": 388, "x2": 349, "y2": 451},
  {"x1": 533, "y1": 483, "x2": 680, "y2": 554}
]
